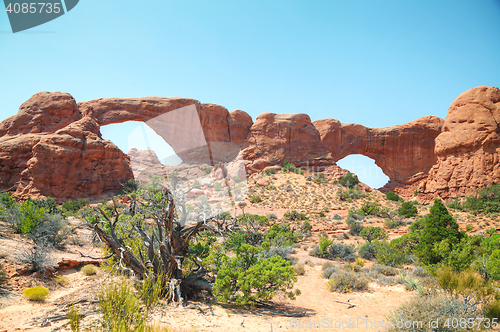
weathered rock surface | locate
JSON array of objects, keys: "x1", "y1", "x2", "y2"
[
  {"x1": 0, "y1": 86, "x2": 499, "y2": 201},
  {"x1": 408, "y1": 86, "x2": 500, "y2": 201}
]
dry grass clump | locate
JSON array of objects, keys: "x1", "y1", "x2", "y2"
[
  {"x1": 326, "y1": 270, "x2": 369, "y2": 293},
  {"x1": 22, "y1": 286, "x2": 49, "y2": 301},
  {"x1": 81, "y1": 264, "x2": 97, "y2": 276},
  {"x1": 295, "y1": 263, "x2": 305, "y2": 275},
  {"x1": 387, "y1": 294, "x2": 481, "y2": 332}
]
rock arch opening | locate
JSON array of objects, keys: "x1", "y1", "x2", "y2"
[
  {"x1": 336, "y1": 154, "x2": 389, "y2": 189},
  {"x1": 100, "y1": 121, "x2": 182, "y2": 166}
]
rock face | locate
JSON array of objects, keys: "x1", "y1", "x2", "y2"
[
  {"x1": 0, "y1": 86, "x2": 498, "y2": 201},
  {"x1": 409, "y1": 86, "x2": 500, "y2": 201},
  {"x1": 0, "y1": 92, "x2": 133, "y2": 201}
]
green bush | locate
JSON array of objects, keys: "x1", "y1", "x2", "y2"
[
  {"x1": 339, "y1": 172, "x2": 359, "y2": 189},
  {"x1": 249, "y1": 195, "x2": 262, "y2": 203},
  {"x1": 210, "y1": 244, "x2": 299, "y2": 305},
  {"x1": 327, "y1": 270, "x2": 369, "y2": 293},
  {"x1": 415, "y1": 199, "x2": 465, "y2": 266},
  {"x1": 360, "y1": 226, "x2": 387, "y2": 243},
  {"x1": 360, "y1": 201, "x2": 388, "y2": 217},
  {"x1": 319, "y1": 235, "x2": 333, "y2": 256},
  {"x1": 18, "y1": 199, "x2": 47, "y2": 234},
  {"x1": 282, "y1": 160, "x2": 304, "y2": 175},
  {"x1": 374, "y1": 240, "x2": 411, "y2": 267},
  {"x1": 213, "y1": 182, "x2": 222, "y2": 191},
  {"x1": 398, "y1": 201, "x2": 418, "y2": 218},
  {"x1": 385, "y1": 191, "x2": 402, "y2": 202},
  {"x1": 22, "y1": 286, "x2": 49, "y2": 301},
  {"x1": 81, "y1": 264, "x2": 97, "y2": 276},
  {"x1": 283, "y1": 210, "x2": 308, "y2": 221}
]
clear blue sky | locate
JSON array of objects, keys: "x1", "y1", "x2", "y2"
[{"x1": 1, "y1": 1, "x2": 499, "y2": 188}]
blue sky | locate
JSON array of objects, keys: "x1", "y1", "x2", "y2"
[{"x1": 1, "y1": 1, "x2": 499, "y2": 188}]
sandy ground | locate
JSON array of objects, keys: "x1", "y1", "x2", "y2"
[{"x1": 0, "y1": 242, "x2": 414, "y2": 332}]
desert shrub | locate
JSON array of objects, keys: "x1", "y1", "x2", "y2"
[
  {"x1": 371, "y1": 264, "x2": 398, "y2": 276},
  {"x1": 260, "y1": 245, "x2": 296, "y2": 264},
  {"x1": 17, "y1": 198, "x2": 47, "y2": 234},
  {"x1": 385, "y1": 191, "x2": 402, "y2": 202},
  {"x1": 300, "y1": 220, "x2": 312, "y2": 234},
  {"x1": 327, "y1": 270, "x2": 369, "y2": 293},
  {"x1": 210, "y1": 244, "x2": 299, "y2": 305},
  {"x1": 81, "y1": 264, "x2": 97, "y2": 276},
  {"x1": 398, "y1": 201, "x2": 418, "y2": 218},
  {"x1": 0, "y1": 191, "x2": 15, "y2": 208},
  {"x1": 249, "y1": 195, "x2": 262, "y2": 203},
  {"x1": 19, "y1": 240, "x2": 52, "y2": 272},
  {"x1": 333, "y1": 214, "x2": 343, "y2": 220},
  {"x1": 54, "y1": 275, "x2": 68, "y2": 286},
  {"x1": 309, "y1": 245, "x2": 321, "y2": 257},
  {"x1": 295, "y1": 263, "x2": 305, "y2": 275},
  {"x1": 339, "y1": 172, "x2": 359, "y2": 189},
  {"x1": 97, "y1": 279, "x2": 149, "y2": 331},
  {"x1": 360, "y1": 226, "x2": 387, "y2": 243},
  {"x1": 62, "y1": 198, "x2": 90, "y2": 212},
  {"x1": 68, "y1": 304, "x2": 81, "y2": 332},
  {"x1": 358, "y1": 242, "x2": 377, "y2": 260},
  {"x1": 359, "y1": 201, "x2": 388, "y2": 217},
  {"x1": 31, "y1": 197, "x2": 62, "y2": 215},
  {"x1": 267, "y1": 213, "x2": 278, "y2": 220},
  {"x1": 384, "y1": 217, "x2": 405, "y2": 229},
  {"x1": 374, "y1": 240, "x2": 411, "y2": 267},
  {"x1": 318, "y1": 235, "x2": 333, "y2": 256},
  {"x1": 387, "y1": 293, "x2": 483, "y2": 332},
  {"x1": 22, "y1": 286, "x2": 49, "y2": 301},
  {"x1": 321, "y1": 261, "x2": 334, "y2": 271},
  {"x1": 346, "y1": 218, "x2": 364, "y2": 236},
  {"x1": 265, "y1": 223, "x2": 302, "y2": 247},
  {"x1": 282, "y1": 160, "x2": 304, "y2": 175},
  {"x1": 283, "y1": 210, "x2": 308, "y2": 221},
  {"x1": 327, "y1": 242, "x2": 356, "y2": 262},
  {"x1": 322, "y1": 267, "x2": 337, "y2": 279}
]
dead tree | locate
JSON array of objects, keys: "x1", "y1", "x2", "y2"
[{"x1": 89, "y1": 185, "x2": 216, "y2": 305}]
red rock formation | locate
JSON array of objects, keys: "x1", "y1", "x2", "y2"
[
  {"x1": 0, "y1": 92, "x2": 133, "y2": 200},
  {"x1": 243, "y1": 112, "x2": 331, "y2": 171},
  {"x1": 411, "y1": 86, "x2": 500, "y2": 202},
  {"x1": 1, "y1": 86, "x2": 498, "y2": 202}
]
